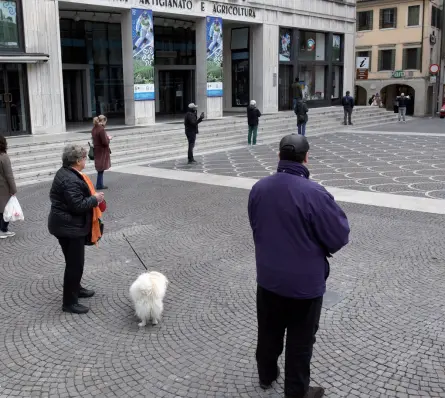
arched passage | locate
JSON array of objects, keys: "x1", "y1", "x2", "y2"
[
  {"x1": 355, "y1": 85, "x2": 367, "y2": 105},
  {"x1": 380, "y1": 84, "x2": 415, "y2": 115}
]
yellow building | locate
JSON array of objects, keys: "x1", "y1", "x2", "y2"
[{"x1": 355, "y1": 0, "x2": 442, "y2": 116}]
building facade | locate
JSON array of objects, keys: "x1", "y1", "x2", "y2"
[
  {"x1": 355, "y1": 0, "x2": 442, "y2": 116},
  {"x1": 0, "y1": 0, "x2": 356, "y2": 136}
]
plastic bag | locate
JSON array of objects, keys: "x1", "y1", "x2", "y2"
[{"x1": 3, "y1": 196, "x2": 24, "y2": 222}]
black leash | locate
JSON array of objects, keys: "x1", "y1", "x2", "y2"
[{"x1": 123, "y1": 233, "x2": 147, "y2": 270}]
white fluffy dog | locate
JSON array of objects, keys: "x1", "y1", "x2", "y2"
[{"x1": 129, "y1": 271, "x2": 168, "y2": 327}]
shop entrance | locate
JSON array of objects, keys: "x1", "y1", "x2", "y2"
[
  {"x1": 0, "y1": 64, "x2": 28, "y2": 136},
  {"x1": 158, "y1": 70, "x2": 195, "y2": 114},
  {"x1": 278, "y1": 64, "x2": 293, "y2": 111},
  {"x1": 63, "y1": 69, "x2": 85, "y2": 122}
]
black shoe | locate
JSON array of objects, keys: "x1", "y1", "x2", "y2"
[
  {"x1": 96, "y1": 186, "x2": 108, "y2": 190},
  {"x1": 348, "y1": 123, "x2": 353, "y2": 126},
  {"x1": 188, "y1": 160, "x2": 197, "y2": 164},
  {"x1": 286, "y1": 386, "x2": 325, "y2": 398},
  {"x1": 62, "y1": 303, "x2": 89, "y2": 314},
  {"x1": 259, "y1": 366, "x2": 280, "y2": 390},
  {"x1": 78, "y1": 287, "x2": 95, "y2": 298}
]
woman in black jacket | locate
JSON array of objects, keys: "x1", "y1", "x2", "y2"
[{"x1": 48, "y1": 145, "x2": 104, "y2": 314}]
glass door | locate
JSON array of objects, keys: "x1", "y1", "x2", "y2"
[
  {"x1": 0, "y1": 64, "x2": 27, "y2": 136},
  {"x1": 278, "y1": 64, "x2": 293, "y2": 111}
]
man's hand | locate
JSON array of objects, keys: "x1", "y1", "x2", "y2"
[{"x1": 200, "y1": 112, "x2": 205, "y2": 119}]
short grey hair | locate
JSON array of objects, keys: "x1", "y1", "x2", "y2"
[
  {"x1": 62, "y1": 144, "x2": 87, "y2": 167},
  {"x1": 250, "y1": 100, "x2": 256, "y2": 106}
]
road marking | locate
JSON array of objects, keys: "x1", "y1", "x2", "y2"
[{"x1": 116, "y1": 166, "x2": 445, "y2": 214}]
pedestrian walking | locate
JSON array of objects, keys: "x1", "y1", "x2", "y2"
[
  {"x1": 248, "y1": 134, "x2": 350, "y2": 398},
  {"x1": 295, "y1": 98, "x2": 309, "y2": 136},
  {"x1": 247, "y1": 100, "x2": 262, "y2": 145},
  {"x1": 92, "y1": 115, "x2": 112, "y2": 190},
  {"x1": 341, "y1": 91, "x2": 354, "y2": 125},
  {"x1": 184, "y1": 103, "x2": 204, "y2": 164},
  {"x1": 292, "y1": 78, "x2": 303, "y2": 110},
  {"x1": 48, "y1": 144, "x2": 105, "y2": 314},
  {"x1": 0, "y1": 135, "x2": 17, "y2": 239},
  {"x1": 396, "y1": 93, "x2": 410, "y2": 122}
]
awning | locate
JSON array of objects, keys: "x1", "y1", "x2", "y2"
[{"x1": 0, "y1": 53, "x2": 49, "y2": 63}]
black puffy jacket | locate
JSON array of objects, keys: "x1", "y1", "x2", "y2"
[
  {"x1": 184, "y1": 110, "x2": 203, "y2": 137},
  {"x1": 48, "y1": 167, "x2": 98, "y2": 238},
  {"x1": 247, "y1": 105, "x2": 261, "y2": 126}
]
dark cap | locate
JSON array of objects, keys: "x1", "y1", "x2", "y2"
[{"x1": 279, "y1": 134, "x2": 310, "y2": 154}]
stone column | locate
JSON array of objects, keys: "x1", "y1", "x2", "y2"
[
  {"x1": 251, "y1": 24, "x2": 279, "y2": 114},
  {"x1": 195, "y1": 17, "x2": 223, "y2": 119},
  {"x1": 121, "y1": 10, "x2": 155, "y2": 126},
  {"x1": 343, "y1": 32, "x2": 355, "y2": 94},
  {"x1": 23, "y1": 0, "x2": 65, "y2": 134}
]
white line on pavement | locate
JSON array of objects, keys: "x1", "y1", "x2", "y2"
[{"x1": 116, "y1": 166, "x2": 445, "y2": 215}]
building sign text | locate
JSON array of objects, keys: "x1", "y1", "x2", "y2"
[{"x1": 139, "y1": 0, "x2": 193, "y2": 10}]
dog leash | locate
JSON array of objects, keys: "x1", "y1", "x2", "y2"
[{"x1": 123, "y1": 233, "x2": 148, "y2": 270}]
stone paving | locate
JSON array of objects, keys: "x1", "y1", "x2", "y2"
[
  {"x1": 1, "y1": 170, "x2": 445, "y2": 397},
  {"x1": 152, "y1": 132, "x2": 445, "y2": 199}
]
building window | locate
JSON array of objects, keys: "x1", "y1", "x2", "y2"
[
  {"x1": 299, "y1": 31, "x2": 326, "y2": 62},
  {"x1": 298, "y1": 64, "x2": 326, "y2": 101},
  {"x1": 231, "y1": 27, "x2": 249, "y2": 107},
  {"x1": 0, "y1": 0, "x2": 20, "y2": 49},
  {"x1": 431, "y1": 6, "x2": 441, "y2": 29},
  {"x1": 357, "y1": 11, "x2": 373, "y2": 31},
  {"x1": 403, "y1": 48, "x2": 421, "y2": 70},
  {"x1": 407, "y1": 5, "x2": 420, "y2": 26},
  {"x1": 378, "y1": 49, "x2": 395, "y2": 71},
  {"x1": 380, "y1": 8, "x2": 397, "y2": 29},
  {"x1": 357, "y1": 50, "x2": 372, "y2": 72}
]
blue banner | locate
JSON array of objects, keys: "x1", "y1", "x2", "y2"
[
  {"x1": 206, "y1": 16, "x2": 223, "y2": 97},
  {"x1": 132, "y1": 8, "x2": 155, "y2": 101}
]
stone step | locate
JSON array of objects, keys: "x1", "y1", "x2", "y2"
[{"x1": 13, "y1": 111, "x2": 400, "y2": 186}]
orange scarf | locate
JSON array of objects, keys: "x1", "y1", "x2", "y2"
[{"x1": 80, "y1": 173, "x2": 102, "y2": 246}]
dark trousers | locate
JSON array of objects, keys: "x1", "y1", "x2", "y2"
[
  {"x1": 343, "y1": 108, "x2": 352, "y2": 125},
  {"x1": 0, "y1": 213, "x2": 9, "y2": 232},
  {"x1": 58, "y1": 237, "x2": 85, "y2": 306},
  {"x1": 256, "y1": 285, "x2": 323, "y2": 397},
  {"x1": 187, "y1": 135, "x2": 196, "y2": 162},
  {"x1": 96, "y1": 171, "x2": 104, "y2": 189}
]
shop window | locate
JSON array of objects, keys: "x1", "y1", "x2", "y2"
[
  {"x1": 403, "y1": 48, "x2": 421, "y2": 70},
  {"x1": 332, "y1": 34, "x2": 342, "y2": 62},
  {"x1": 0, "y1": 0, "x2": 20, "y2": 49},
  {"x1": 407, "y1": 5, "x2": 420, "y2": 27},
  {"x1": 357, "y1": 11, "x2": 373, "y2": 31},
  {"x1": 299, "y1": 31, "x2": 325, "y2": 62},
  {"x1": 279, "y1": 28, "x2": 292, "y2": 62},
  {"x1": 380, "y1": 8, "x2": 397, "y2": 29},
  {"x1": 298, "y1": 64, "x2": 326, "y2": 101},
  {"x1": 378, "y1": 49, "x2": 395, "y2": 71},
  {"x1": 332, "y1": 66, "x2": 342, "y2": 99}
]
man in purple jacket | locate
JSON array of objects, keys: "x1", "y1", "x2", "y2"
[{"x1": 248, "y1": 134, "x2": 350, "y2": 398}]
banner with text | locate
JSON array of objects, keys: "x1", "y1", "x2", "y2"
[
  {"x1": 132, "y1": 8, "x2": 155, "y2": 100},
  {"x1": 206, "y1": 16, "x2": 223, "y2": 97}
]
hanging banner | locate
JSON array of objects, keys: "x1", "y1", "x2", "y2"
[
  {"x1": 132, "y1": 8, "x2": 155, "y2": 101},
  {"x1": 206, "y1": 16, "x2": 223, "y2": 97}
]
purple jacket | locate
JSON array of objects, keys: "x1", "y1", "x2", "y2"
[{"x1": 248, "y1": 161, "x2": 350, "y2": 299}]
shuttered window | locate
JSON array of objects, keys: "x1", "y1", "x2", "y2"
[
  {"x1": 380, "y1": 8, "x2": 397, "y2": 29},
  {"x1": 378, "y1": 49, "x2": 396, "y2": 71},
  {"x1": 357, "y1": 11, "x2": 373, "y2": 31},
  {"x1": 403, "y1": 48, "x2": 421, "y2": 70}
]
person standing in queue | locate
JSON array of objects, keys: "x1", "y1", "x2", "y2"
[
  {"x1": 184, "y1": 103, "x2": 204, "y2": 164},
  {"x1": 248, "y1": 134, "x2": 350, "y2": 398}
]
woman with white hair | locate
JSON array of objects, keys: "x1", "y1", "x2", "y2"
[
  {"x1": 247, "y1": 100, "x2": 262, "y2": 145},
  {"x1": 48, "y1": 144, "x2": 105, "y2": 314}
]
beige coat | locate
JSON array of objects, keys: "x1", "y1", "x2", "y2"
[{"x1": 0, "y1": 153, "x2": 17, "y2": 212}]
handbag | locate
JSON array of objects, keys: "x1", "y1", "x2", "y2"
[
  {"x1": 88, "y1": 142, "x2": 94, "y2": 160},
  {"x1": 85, "y1": 219, "x2": 104, "y2": 246}
]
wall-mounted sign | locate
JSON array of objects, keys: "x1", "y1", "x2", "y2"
[
  {"x1": 307, "y1": 38, "x2": 315, "y2": 52},
  {"x1": 206, "y1": 16, "x2": 223, "y2": 97},
  {"x1": 430, "y1": 76, "x2": 437, "y2": 84},
  {"x1": 430, "y1": 64, "x2": 439, "y2": 74},
  {"x1": 132, "y1": 8, "x2": 155, "y2": 100},
  {"x1": 392, "y1": 70, "x2": 405, "y2": 78},
  {"x1": 356, "y1": 69, "x2": 368, "y2": 80},
  {"x1": 139, "y1": 0, "x2": 193, "y2": 10},
  {"x1": 279, "y1": 30, "x2": 291, "y2": 62},
  {"x1": 356, "y1": 57, "x2": 369, "y2": 69}
]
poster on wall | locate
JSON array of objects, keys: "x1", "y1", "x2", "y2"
[
  {"x1": 206, "y1": 16, "x2": 223, "y2": 97},
  {"x1": 279, "y1": 30, "x2": 291, "y2": 61},
  {"x1": 333, "y1": 34, "x2": 341, "y2": 62},
  {"x1": 132, "y1": 8, "x2": 155, "y2": 101}
]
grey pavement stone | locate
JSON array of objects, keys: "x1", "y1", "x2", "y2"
[{"x1": 0, "y1": 171, "x2": 445, "y2": 397}]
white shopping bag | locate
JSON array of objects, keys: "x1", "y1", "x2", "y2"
[{"x1": 3, "y1": 196, "x2": 24, "y2": 222}]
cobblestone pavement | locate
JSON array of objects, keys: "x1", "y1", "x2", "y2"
[
  {"x1": 152, "y1": 132, "x2": 445, "y2": 198},
  {"x1": 1, "y1": 171, "x2": 445, "y2": 397},
  {"x1": 366, "y1": 117, "x2": 445, "y2": 133}
]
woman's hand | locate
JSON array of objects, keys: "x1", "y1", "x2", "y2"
[
  {"x1": 108, "y1": 135, "x2": 113, "y2": 140},
  {"x1": 94, "y1": 192, "x2": 105, "y2": 203}
]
